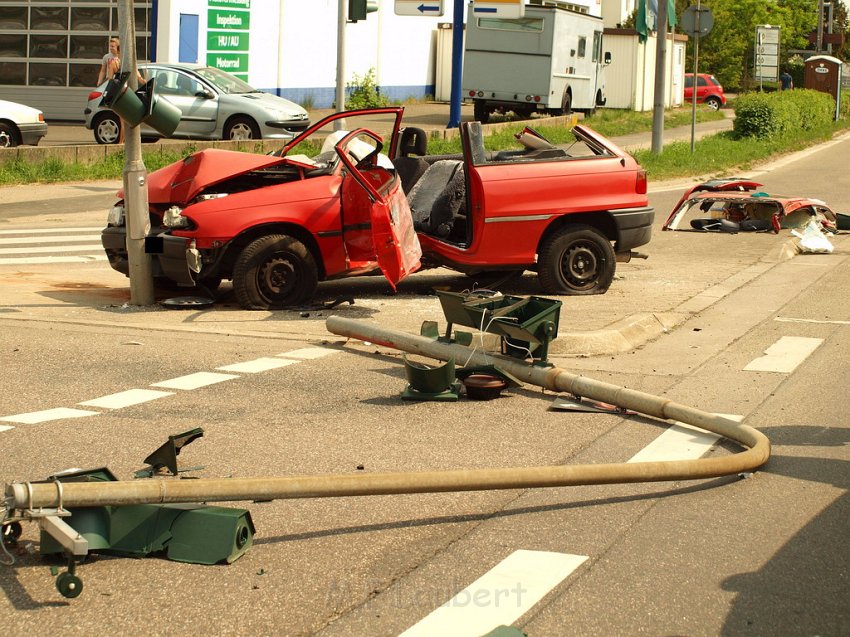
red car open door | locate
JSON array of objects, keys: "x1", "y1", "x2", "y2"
[{"x1": 335, "y1": 129, "x2": 422, "y2": 288}]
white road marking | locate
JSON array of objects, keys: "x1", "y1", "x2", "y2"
[
  {"x1": 217, "y1": 357, "x2": 299, "y2": 373},
  {"x1": 0, "y1": 407, "x2": 100, "y2": 424},
  {"x1": 399, "y1": 550, "x2": 588, "y2": 637},
  {"x1": 744, "y1": 336, "x2": 823, "y2": 373},
  {"x1": 78, "y1": 388, "x2": 175, "y2": 409},
  {"x1": 0, "y1": 347, "x2": 321, "y2": 428},
  {"x1": 0, "y1": 227, "x2": 103, "y2": 235},
  {"x1": 628, "y1": 414, "x2": 742, "y2": 463},
  {"x1": 776, "y1": 317, "x2": 850, "y2": 326},
  {"x1": 0, "y1": 255, "x2": 107, "y2": 265},
  {"x1": 0, "y1": 244, "x2": 104, "y2": 255},
  {"x1": 151, "y1": 371, "x2": 240, "y2": 390},
  {"x1": 277, "y1": 347, "x2": 339, "y2": 360},
  {"x1": 0, "y1": 234, "x2": 101, "y2": 245}
]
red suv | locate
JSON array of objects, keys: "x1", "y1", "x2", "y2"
[
  {"x1": 101, "y1": 107, "x2": 653, "y2": 309},
  {"x1": 684, "y1": 73, "x2": 726, "y2": 110}
]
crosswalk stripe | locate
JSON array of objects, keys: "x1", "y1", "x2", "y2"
[
  {"x1": 400, "y1": 550, "x2": 588, "y2": 637},
  {"x1": 744, "y1": 336, "x2": 823, "y2": 373},
  {"x1": 0, "y1": 255, "x2": 107, "y2": 264},
  {"x1": 0, "y1": 244, "x2": 103, "y2": 255},
  {"x1": 628, "y1": 414, "x2": 742, "y2": 463},
  {"x1": 217, "y1": 357, "x2": 300, "y2": 373},
  {"x1": 79, "y1": 389, "x2": 175, "y2": 409},
  {"x1": 151, "y1": 372, "x2": 240, "y2": 390},
  {"x1": 0, "y1": 407, "x2": 100, "y2": 424},
  {"x1": 277, "y1": 347, "x2": 339, "y2": 360},
  {"x1": 0, "y1": 234, "x2": 101, "y2": 245},
  {"x1": 0, "y1": 227, "x2": 103, "y2": 235}
]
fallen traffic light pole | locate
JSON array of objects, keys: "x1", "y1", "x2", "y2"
[
  {"x1": 4, "y1": 316, "x2": 770, "y2": 509},
  {"x1": 1, "y1": 316, "x2": 770, "y2": 598}
]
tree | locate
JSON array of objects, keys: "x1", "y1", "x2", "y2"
[{"x1": 677, "y1": 0, "x2": 846, "y2": 90}]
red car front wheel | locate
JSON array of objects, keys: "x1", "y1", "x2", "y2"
[{"x1": 232, "y1": 234, "x2": 318, "y2": 309}]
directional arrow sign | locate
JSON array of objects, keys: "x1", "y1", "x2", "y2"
[
  {"x1": 472, "y1": 0, "x2": 525, "y2": 18},
  {"x1": 395, "y1": 0, "x2": 445, "y2": 16}
]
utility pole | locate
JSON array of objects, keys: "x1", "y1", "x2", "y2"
[
  {"x1": 650, "y1": 0, "x2": 669, "y2": 154},
  {"x1": 119, "y1": 0, "x2": 154, "y2": 305}
]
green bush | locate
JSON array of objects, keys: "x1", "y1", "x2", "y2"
[
  {"x1": 733, "y1": 89, "x2": 835, "y2": 139},
  {"x1": 345, "y1": 68, "x2": 388, "y2": 109}
]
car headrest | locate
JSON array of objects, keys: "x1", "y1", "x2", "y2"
[{"x1": 399, "y1": 127, "x2": 427, "y2": 157}]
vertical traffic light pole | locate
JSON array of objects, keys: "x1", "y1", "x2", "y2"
[
  {"x1": 119, "y1": 0, "x2": 155, "y2": 305},
  {"x1": 334, "y1": 0, "x2": 347, "y2": 131},
  {"x1": 447, "y1": 0, "x2": 464, "y2": 128}
]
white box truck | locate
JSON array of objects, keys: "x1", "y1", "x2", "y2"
[{"x1": 462, "y1": 0, "x2": 610, "y2": 123}]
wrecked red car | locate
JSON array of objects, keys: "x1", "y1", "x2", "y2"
[
  {"x1": 102, "y1": 107, "x2": 653, "y2": 309},
  {"x1": 663, "y1": 178, "x2": 839, "y2": 233}
]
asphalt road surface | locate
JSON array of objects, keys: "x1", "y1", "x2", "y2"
[{"x1": 0, "y1": 131, "x2": 848, "y2": 636}]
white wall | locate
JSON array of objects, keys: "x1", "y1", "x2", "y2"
[
  {"x1": 156, "y1": 0, "x2": 447, "y2": 106},
  {"x1": 603, "y1": 29, "x2": 684, "y2": 111},
  {"x1": 601, "y1": 0, "x2": 635, "y2": 27}
]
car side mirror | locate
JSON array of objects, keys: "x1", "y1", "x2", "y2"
[{"x1": 604, "y1": 52, "x2": 612, "y2": 65}]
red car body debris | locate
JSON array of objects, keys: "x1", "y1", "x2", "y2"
[{"x1": 663, "y1": 178, "x2": 839, "y2": 234}]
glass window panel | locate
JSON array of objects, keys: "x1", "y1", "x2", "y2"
[
  {"x1": 30, "y1": 35, "x2": 68, "y2": 58},
  {"x1": 477, "y1": 17, "x2": 544, "y2": 33},
  {"x1": 0, "y1": 33, "x2": 27, "y2": 58},
  {"x1": 31, "y1": 7, "x2": 69, "y2": 30},
  {"x1": 136, "y1": 36, "x2": 148, "y2": 61},
  {"x1": 70, "y1": 62, "x2": 99, "y2": 87},
  {"x1": 111, "y1": 7, "x2": 117, "y2": 29},
  {"x1": 0, "y1": 62, "x2": 26, "y2": 85},
  {"x1": 29, "y1": 62, "x2": 66, "y2": 86},
  {"x1": 135, "y1": 7, "x2": 148, "y2": 31},
  {"x1": 0, "y1": 6, "x2": 27, "y2": 29},
  {"x1": 71, "y1": 7, "x2": 109, "y2": 31},
  {"x1": 71, "y1": 35, "x2": 109, "y2": 59}
]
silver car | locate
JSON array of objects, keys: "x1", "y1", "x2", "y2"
[{"x1": 84, "y1": 62, "x2": 310, "y2": 145}]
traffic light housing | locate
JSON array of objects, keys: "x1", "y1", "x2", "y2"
[
  {"x1": 349, "y1": 0, "x2": 378, "y2": 22},
  {"x1": 100, "y1": 72, "x2": 181, "y2": 136}
]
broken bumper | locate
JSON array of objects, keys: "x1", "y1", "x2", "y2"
[
  {"x1": 101, "y1": 226, "x2": 198, "y2": 287},
  {"x1": 611, "y1": 206, "x2": 654, "y2": 251}
]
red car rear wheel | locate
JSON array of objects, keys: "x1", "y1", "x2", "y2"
[{"x1": 537, "y1": 225, "x2": 615, "y2": 295}]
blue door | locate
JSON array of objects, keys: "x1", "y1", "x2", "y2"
[{"x1": 178, "y1": 14, "x2": 199, "y2": 63}]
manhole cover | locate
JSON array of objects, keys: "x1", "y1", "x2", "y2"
[{"x1": 161, "y1": 296, "x2": 215, "y2": 309}]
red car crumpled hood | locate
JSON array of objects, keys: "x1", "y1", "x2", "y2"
[{"x1": 120, "y1": 148, "x2": 286, "y2": 205}]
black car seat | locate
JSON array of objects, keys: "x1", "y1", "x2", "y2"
[
  {"x1": 392, "y1": 127, "x2": 429, "y2": 194},
  {"x1": 408, "y1": 159, "x2": 464, "y2": 234}
]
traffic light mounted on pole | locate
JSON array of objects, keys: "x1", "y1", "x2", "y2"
[
  {"x1": 349, "y1": 0, "x2": 378, "y2": 22},
  {"x1": 100, "y1": 73, "x2": 181, "y2": 136}
]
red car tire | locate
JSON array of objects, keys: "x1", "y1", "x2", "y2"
[
  {"x1": 537, "y1": 225, "x2": 615, "y2": 295},
  {"x1": 232, "y1": 234, "x2": 318, "y2": 309}
]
